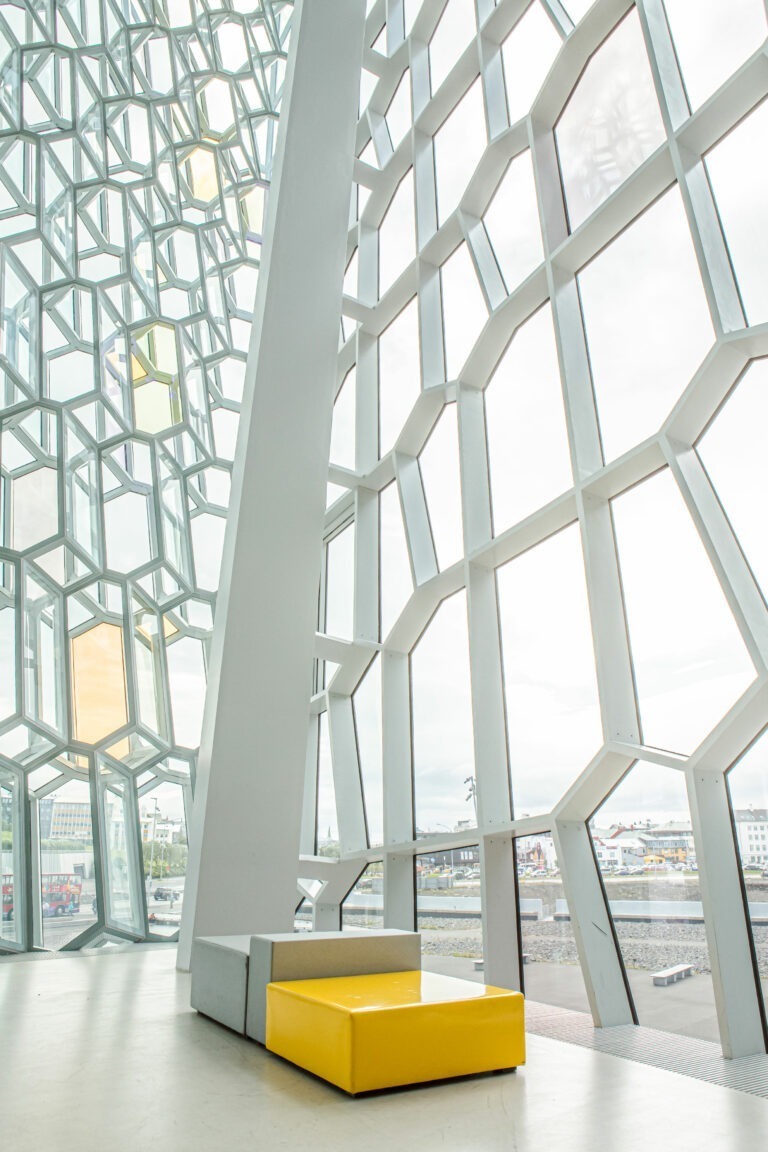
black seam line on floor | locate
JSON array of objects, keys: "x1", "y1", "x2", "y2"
[{"x1": 525, "y1": 1000, "x2": 768, "y2": 1100}]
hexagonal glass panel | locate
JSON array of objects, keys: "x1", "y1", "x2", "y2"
[
  {"x1": 498, "y1": 524, "x2": 601, "y2": 818},
  {"x1": 429, "y1": 0, "x2": 476, "y2": 93},
  {"x1": 100, "y1": 766, "x2": 143, "y2": 936},
  {"x1": 434, "y1": 77, "x2": 486, "y2": 225},
  {"x1": 412, "y1": 590, "x2": 476, "y2": 836},
  {"x1": 166, "y1": 635, "x2": 206, "y2": 750},
  {"x1": 34, "y1": 777, "x2": 97, "y2": 951},
  {"x1": 386, "y1": 70, "x2": 411, "y2": 151},
  {"x1": 555, "y1": 9, "x2": 665, "y2": 231},
  {"x1": 104, "y1": 491, "x2": 152, "y2": 574},
  {"x1": 440, "y1": 242, "x2": 487, "y2": 381},
  {"x1": 316, "y1": 711, "x2": 338, "y2": 854},
  {"x1": 0, "y1": 561, "x2": 16, "y2": 725},
  {"x1": 353, "y1": 656, "x2": 383, "y2": 847},
  {"x1": 378, "y1": 296, "x2": 421, "y2": 457},
  {"x1": 9, "y1": 466, "x2": 59, "y2": 552},
  {"x1": 1, "y1": 768, "x2": 22, "y2": 947},
  {"x1": 612, "y1": 469, "x2": 755, "y2": 755},
  {"x1": 330, "y1": 368, "x2": 356, "y2": 471},
  {"x1": 705, "y1": 99, "x2": 768, "y2": 325},
  {"x1": 486, "y1": 303, "x2": 572, "y2": 535},
  {"x1": 419, "y1": 403, "x2": 463, "y2": 571},
  {"x1": 380, "y1": 480, "x2": 413, "y2": 638},
  {"x1": 71, "y1": 622, "x2": 129, "y2": 745},
  {"x1": 726, "y1": 730, "x2": 768, "y2": 1012},
  {"x1": 342, "y1": 863, "x2": 384, "y2": 930},
  {"x1": 417, "y1": 846, "x2": 481, "y2": 977},
  {"x1": 501, "y1": 1, "x2": 562, "y2": 125},
  {"x1": 142, "y1": 781, "x2": 188, "y2": 939},
  {"x1": 663, "y1": 0, "x2": 767, "y2": 112},
  {"x1": 515, "y1": 833, "x2": 590, "y2": 1014},
  {"x1": 697, "y1": 360, "x2": 768, "y2": 601},
  {"x1": 483, "y1": 151, "x2": 543, "y2": 296},
  {"x1": 378, "y1": 168, "x2": 415, "y2": 297},
  {"x1": 325, "y1": 523, "x2": 355, "y2": 641},
  {"x1": 578, "y1": 187, "x2": 714, "y2": 463}
]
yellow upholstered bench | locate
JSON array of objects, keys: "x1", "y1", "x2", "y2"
[{"x1": 266, "y1": 970, "x2": 525, "y2": 1094}]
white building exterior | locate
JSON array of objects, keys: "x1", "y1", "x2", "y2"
[{"x1": 733, "y1": 809, "x2": 768, "y2": 867}]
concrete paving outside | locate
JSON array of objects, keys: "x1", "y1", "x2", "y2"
[{"x1": 422, "y1": 952, "x2": 768, "y2": 1046}]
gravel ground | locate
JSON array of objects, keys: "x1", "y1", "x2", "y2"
[
  {"x1": 340, "y1": 874, "x2": 768, "y2": 976},
  {"x1": 414, "y1": 916, "x2": 768, "y2": 977}
]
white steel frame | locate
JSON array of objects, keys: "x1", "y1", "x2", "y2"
[
  {"x1": 0, "y1": 0, "x2": 293, "y2": 954},
  {"x1": 292, "y1": 0, "x2": 768, "y2": 1059}
]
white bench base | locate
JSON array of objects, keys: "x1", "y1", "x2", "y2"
[
  {"x1": 653, "y1": 964, "x2": 694, "y2": 986},
  {"x1": 190, "y1": 929, "x2": 421, "y2": 1042},
  {"x1": 191, "y1": 935, "x2": 253, "y2": 1034}
]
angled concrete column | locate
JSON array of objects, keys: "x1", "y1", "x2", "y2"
[
  {"x1": 686, "y1": 766, "x2": 766, "y2": 1058},
  {"x1": 481, "y1": 832, "x2": 522, "y2": 992},
  {"x1": 383, "y1": 852, "x2": 416, "y2": 931},
  {"x1": 178, "y1": 0, "x2": 366, "y2": 969},
  {"x1": 552, "y1": 819, "x2": 635, "y2": 1027},
  {"x1": 382, "y1": 648, "x2": 416, "y2": 930}
]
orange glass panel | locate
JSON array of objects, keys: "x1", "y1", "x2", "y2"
[{"x1": 71, "y1": 622, "x2": 128, "y2": 744}]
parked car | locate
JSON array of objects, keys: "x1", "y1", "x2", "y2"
[{"x1": 153, "y1": 886, "x2": 175, "y2": 901}]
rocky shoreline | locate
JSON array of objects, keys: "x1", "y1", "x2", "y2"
[{"x1": 417, "y1": 916, "x2": 768, "y2": 977}]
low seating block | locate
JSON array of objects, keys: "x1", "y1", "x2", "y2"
[
  {"x1": 190, "y1": 935, "x2": 253, "y2": 1035},
  {"x1": 246, "y1": 929, "x2": 421, "y2": 1043},
  {"x1": 266, "y1": 970, "x2": 525, "y2": 1094}
]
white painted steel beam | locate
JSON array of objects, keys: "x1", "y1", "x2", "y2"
[
  {"x1": 686, "y1": 767, "x2": 767, "y2": 1057},
  {"x1": 553, "y1": 819, "x2": 635, "y2": 1027},
  {"x1": 178, "y1": 0, "x2": 366, "y2": 968},
  {"x1": 481, "y1": 832, "x2": 522, "y2": 991},
  {"x1": 327, "y1": 694, "x2": 368, "y2": 855}
]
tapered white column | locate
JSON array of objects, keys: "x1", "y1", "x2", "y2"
[
  {"x1": 179, "y1": 0, "x2": 366, "y2": 969},
  {"x1": 686, "y1": 766, "x2": 766, "y2": 1058}
]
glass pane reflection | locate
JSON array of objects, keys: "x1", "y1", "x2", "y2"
[
  {"x1": 705, "y1": 100, "x2": 768, "y2": 326},
  {"x1": 498, "y1": 525, "x2": 602, "y2": 818},
  {"x1": 379, "y1": 297, "x2": 421, "y2": 457},
  {"x1": 434, "y1": 79, "x2": 486, "y2": 225},
  {"x1": 591, "y1": 761, "x2": 719, "y2": 1042},
  {"x1": 412, "y1": 591, "x2": 476, "y2": 836},
  {"x1": 34, "y1": 777, "x2": 97, "y2": 951},
  {"x1": 486, "y1": 304, "x2": 572, "y2": 535},
  {"x1": 516, "y1": 833, "x2": 590, "y2": 1013},
  {"x1": 342, "y1": 863, "x2": 384, "y2": 930},
  {"x1": 353, "y1": 657, "x2": 383, "y2": 847},
  {"x1": 612, "y1": 470, "x2": 755, "y2": 754},
  {"x1": 417, "y1": 846, "x2": 482, "y2": 978},
  {"x1": 726, "y1": 731, "x2": 768, "y2": 1018},
  {"x1": 663, "y1": 0, "x2": 767, "y2": 112},
  {"x1": 578, "y1": 187, "x2": 714, "y2": 463},
  {"x1": 697, "y1": 361, "x2": 768, "y2": 601},
  {"x1": 502, "y1": 2, "x2": 562, "y2": 125},
  {"x1": 556, "y1": 11, "x2": 665, "y2": 231}
]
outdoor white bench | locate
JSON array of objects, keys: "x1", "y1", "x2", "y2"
[
  {"x1": 475, "y1": 954, "x2": 528, "y2": 971},
  {"x1": 652, "y1": 963, "x2": 694, "y2": 986},
  {"x1": 191, "y1": 929, "x2": 421, "y2": 1040}
]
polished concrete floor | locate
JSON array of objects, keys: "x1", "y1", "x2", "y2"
[{"x1": 0, "y1": 947, "x2": 765, "y2": 1152}]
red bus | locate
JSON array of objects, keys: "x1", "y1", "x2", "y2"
[
  {"x1": 2, "y1": 874, "x2": 82, "y2": 919},
  {"x1": 42, "y1": 874, "x2": 82, "y2": 916},
  {"x1": 2, "y1": 875, "x2": 12, "y2": 921}
]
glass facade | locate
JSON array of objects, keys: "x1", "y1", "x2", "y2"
[
  {"x1": 0, "y1": 0, "x2": 292, "y2": 949},
  {"x1": 3, "y1": 0, "x2": 768, "y2": 1061},
  {"x1": 303, "y1": 0, "x2": 768, "y2": 1054}
]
